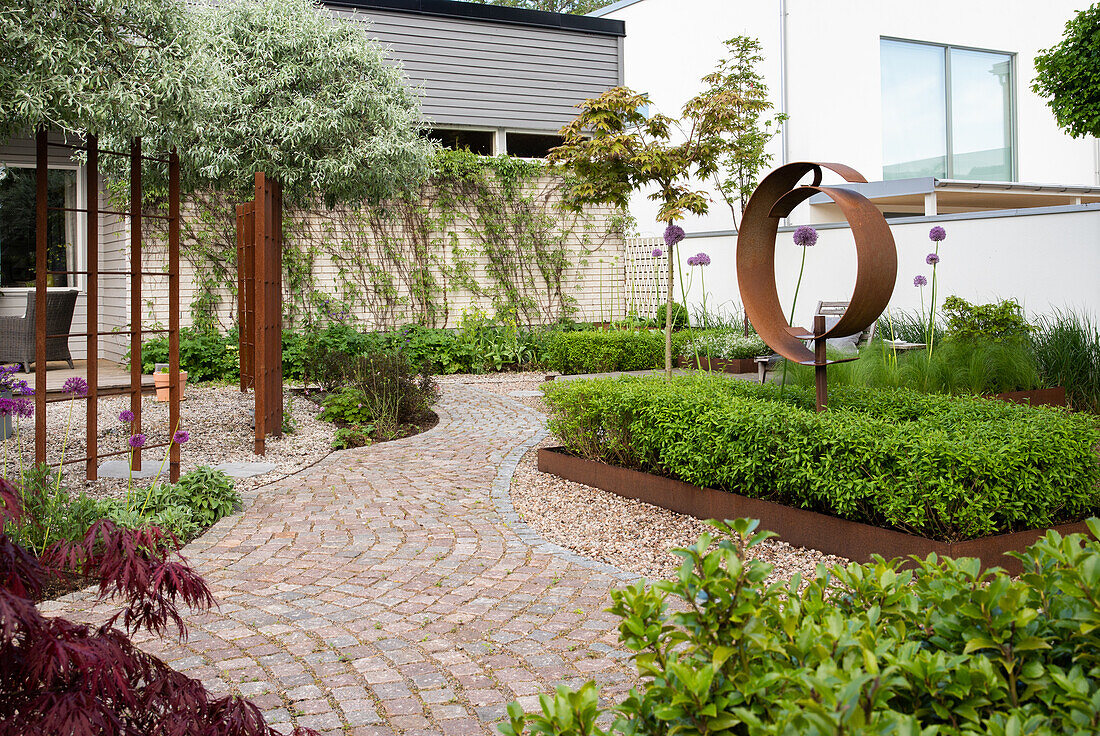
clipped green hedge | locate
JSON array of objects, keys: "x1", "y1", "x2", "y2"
[
  {"x1": 543, "y1": 375, "x2": 1100, "y2": 541},
  {"x1": 539, "y1": 330, "x2": 664, "y2": 375}
]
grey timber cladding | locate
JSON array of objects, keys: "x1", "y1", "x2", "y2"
[{"x1": 327, "y1": 6, "x2": 623, "y2": 132}]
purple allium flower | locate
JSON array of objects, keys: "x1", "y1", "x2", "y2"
[
  {"x1": 3, "y1": 397, "x2": 34, "y2": 419},
  {"x1": 693, "y1": 252, "x2": 711, "y2": 266},
  {"x1": 929, "y1": 226, "x2": 946, "y2": 242},
  {"x1": 793, "y1": 225, "x2": 818, "y2": 247},
  {"x1": 913, "y1": 275, "x2": 928, "y2": 287},
  {"x1": 651, "y1": 247, "x2": 663, "y2": 258},
  {"x1": 173, "y1": 430, "x2": 190, "y2": 444},
  {"x1": 926, "y1": 252, "x2": 941, "y2": 266},
  {"x1": 119, "y1": 409, "x2": 135, "y2": 423},
  {"x1": 128, "y1": 433, "x2": 146, "y2": 449},
  {"x1": 62, "y1": 376, "x2": 88, "y2": 397},
  {"x1": 663, "y1": 224, "x2": 685, "y2": 248}
]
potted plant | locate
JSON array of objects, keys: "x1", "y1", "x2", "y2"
[{"x1": 153, "y1": 363, "x2": 187, "y2": 402}]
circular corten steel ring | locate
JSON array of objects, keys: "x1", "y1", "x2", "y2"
[{"x1": 736, "y1": 162, "x2": 897, "y2": 365}]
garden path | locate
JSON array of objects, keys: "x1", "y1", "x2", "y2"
[{"x1": 41, "y1": 381, "x2": 639, "y2": 736}]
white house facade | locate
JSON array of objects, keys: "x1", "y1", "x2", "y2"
[{"x1": 595, "y1": 0, "x2": 1100, "y2": 325}]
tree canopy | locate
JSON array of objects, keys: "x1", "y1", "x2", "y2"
[
  {"x1": 0, "y1": 0, "x2": 197, "y2": 142},
  {"x1": 2, "y1": 0, "x2": 436, "y2": 205},
  {"x1": 1034, "y1": 3, "x2": 1100, "y2": 139},
  {"x1": 468, "y1": 0, "x2": 611, "y2": 14}
]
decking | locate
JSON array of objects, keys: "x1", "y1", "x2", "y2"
[{"x1": 8, "y1": 360, "x2": 155, "y2": 396}]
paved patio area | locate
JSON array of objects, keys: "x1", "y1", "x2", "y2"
[{"x1": 42, "y1": 382, "x2": 639, "y2": 735}]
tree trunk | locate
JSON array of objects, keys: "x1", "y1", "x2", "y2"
[{"x1": 664, "y1": 224, "x2": 675, "y2": 378}]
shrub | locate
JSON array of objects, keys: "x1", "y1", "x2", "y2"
[
  {"x1": 170, "y1": 466, "x2": 238, "y2": 529},
  {"x1": 320, "y1": 386, "x2": 374, "y2": 425},
  {"x1": 674, "y1": 329, "x2": 767, "y2": 361},
  {"x1": 317, "y1": 351, "x2": 439, "y2": 439},
  {"x1": 540, "y1": 330, "x2": 664, "y2": 374},
  {"x1": 655, "y1": 301, "x2": 688, "y2": 330},
  {"x1": 139, "y1": 327, "x2": 237, "y2": 382},
  {"x1": 943, "y1": 295, "x2": 1034, "y2": 342},
  {"x1": 543, "y1": 375, "x2": 1100, "y2": 541},
  {"x1": 0, "y1": 480, "x2": 313, "y2": 735},
  {"x1": 503, "y1": 517, "x2": 1100, "y2": 736},
  {"x1": 1032, "y1": 309, "x2": 1100, "y2": 413}
]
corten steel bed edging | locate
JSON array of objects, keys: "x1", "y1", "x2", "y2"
[
  {"x1": 34, "y1": 129, "x2": 181, "y2": 482},
  {"x1": 537, "y1": 447, "x2": 1095, "y2": 576},
  {"x1": 737, "y1": 162, "x2": 897, "y2": 411}
]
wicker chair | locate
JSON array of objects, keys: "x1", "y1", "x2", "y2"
[{"x1": 0, "y1": 289, "x2": 78, "y2": 372}]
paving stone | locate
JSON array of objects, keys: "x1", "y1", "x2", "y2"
[
  {"x1": 48, "y1": 382, "x2": 638, "y2": 734},
  {"x1": 97, "y1": 459, "x2": 160, "y2": 479},
  {"x1": 212, "y1": 461, "x2": 279, "y2": 478}
]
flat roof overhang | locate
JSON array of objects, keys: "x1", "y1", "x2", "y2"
[
  {"x1": 807, "y1": 177, "x2": 1100, "y2": 218},
  {"x1": 322, "y1": 0, "x2": 626, "y2": 36}
]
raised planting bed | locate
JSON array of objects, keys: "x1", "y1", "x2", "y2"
[
  {"x1": 542, "y1": 375, "x2": 1100, "y2": 573},
  {"x1": 993, "y1": 386, "x2": 1067, "y2": 407},
  {"x1": 538, "y1": 446, "x2": 1093, "y2": 575},
  {"x1": 677, "y1": 356, "x2": 757, "y2": 374}
]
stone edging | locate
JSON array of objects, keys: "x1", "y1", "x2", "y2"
[{"x1": 488, "y1": 413, "x2": 642, "y2": 586}]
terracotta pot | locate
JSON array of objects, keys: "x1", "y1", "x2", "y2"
[{"x1": 154, "y1": 371, "x2": 187, "y2": 402}]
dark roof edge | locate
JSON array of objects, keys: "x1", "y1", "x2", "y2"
[{"x1": 321, "y1": 0, "x2": 626, "y2": 36}]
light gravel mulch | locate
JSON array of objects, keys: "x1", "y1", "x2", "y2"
[
  {"x1": 2, "y1": 384, "x2": 335, "y2": 501},
  {"x1": 466, "y1": 372, "x2": 849, "y2": 582}
]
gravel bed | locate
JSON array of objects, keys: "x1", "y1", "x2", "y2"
[
  {"x1": 2, "y1": 384, "x2": 336, "y2": 501},
  {"x1": 471, "y1": 373, "x2": 849, "y2": 583}
]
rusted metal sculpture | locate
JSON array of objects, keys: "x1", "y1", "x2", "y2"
[
  {"x1": 236, "y1": 172, "x2": 284, "y2": 455},
  {"x1": 736, "y1": 162, "x2": 896, "y2": 411}
]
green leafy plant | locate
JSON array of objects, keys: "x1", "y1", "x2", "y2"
[
  {"x1": 170, "y1": 466, "x2": 238, "y2": 528},
  {"x1": 942, "y1": 295, "x2": 1034, "y2": 342},
  {"x1": 331, "y1": 424, "x2": 374, "y2": 450},
  {"x1": 1034, "y1": 3, "x2": 1100, "y2": 139},
  {"x1": 543, "y1": 375, "x2": 1100, "y2": 542},
  {"x1": 502, "y1": 517, "x2": 1100, "y2": 736},
  {"x1": 139, "y1": 327, "x2": 237, "y2": 382},
  {"x1": 320, "y1": 387, "x2": 374, "y2": 425},
  {"x1": 540, "y1": 330, "x2": 664, "y2": 375},
  {"x1": 654, "y1": 302, "x2": 689, "y2": 331},
  {"x1": 674, "y1": 329, "x2": 767, "y2": 361}
]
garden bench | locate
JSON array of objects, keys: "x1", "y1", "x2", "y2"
[{"x1": 755, "y1": 301, "x2": 876, "y2": 383}]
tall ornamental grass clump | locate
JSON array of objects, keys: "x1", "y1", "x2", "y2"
[
  {"x1": 503, "y1": 518, "x2": 1100, "y2": 736},
  {"x1": 543, "y1": 375, "x2": 1100, "y2": 542},
  {"x1": 1032, "y1": 309, "x2": 1100, "y2": 413}
]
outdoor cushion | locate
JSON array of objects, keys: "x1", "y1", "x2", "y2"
[{"x1": 823, "y1": 315, "x2": 859, "y2": 355}]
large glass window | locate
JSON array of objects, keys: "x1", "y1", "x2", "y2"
[
  {"x1": 0, "y1": 166, "x2": 78, "y2": 288},
  {"x1": 881, "y1": 39, "x2": 1015, "y2": 181}
]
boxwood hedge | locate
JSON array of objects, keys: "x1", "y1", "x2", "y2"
[
  {"x1": 539, "y1": 330, "x2": 664, "y2": 375},
  {"x1": 543, "y1": 375, "x2": 1100, "y2": 541}
]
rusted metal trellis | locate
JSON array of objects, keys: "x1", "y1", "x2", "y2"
[
  {"x1": 34, "y1": 128, "x2": 182, "y2": 481},
  {"x1": 236, "y1": 172, "x2": 283, "y2": 455}
]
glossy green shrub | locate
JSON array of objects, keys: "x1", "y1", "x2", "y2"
[
  {"x1": 543, "y1": 375, "x2": 1100, "y2": 541},
  {"x1": 503, "y1": 518, "x2": 1100, "y2": 736},
  {"x1": 139, "y1": 328, "x2": 238, "y2": 382},
  {"x1": 943, "y1": 295, "x2": 1034, "y2": 342},
  {"x1": 540, "y1": 330, "x2": 663, "y2": 375},
  {"x1": 655, "y1": 301, "x2": 688, "y2": 330}
]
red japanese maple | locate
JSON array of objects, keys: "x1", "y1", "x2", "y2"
[{"x1": 0, "y1": 478, "x2": 317, "y2": 736}]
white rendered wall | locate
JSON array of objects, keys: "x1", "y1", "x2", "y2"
[
  {"x1": 601, "y1": 0, "x2": 1100, "y2": 236},
  {"x1": 659, "y1": 207, "x2": 1100, "y2": 330}
]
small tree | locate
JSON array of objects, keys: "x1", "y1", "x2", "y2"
[
  {"x1": 469, "y1": 0, "x2": 611, "y2": 12},
  {"x1": 684, "y1": 36, "x2": 786, "y2": 234},
  {"x1": 550, "y1": 87, "x2": 715, "y2": 377},
  {"x1": 1033, "y1": 4, "x2": 1100, "y2": 139}
]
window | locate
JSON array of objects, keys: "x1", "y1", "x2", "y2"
[
  {"x1": 0, "y1": 166, "x2": 79, "y2": 288},
  {"x1": 881, "y1": 39, "x2": 1014, "y2": 181},
  {"x1": 427, "y1": 128, "x2": 494, "y2": 155},
  {"x1": 505, "y1": 133, "x2": 565, "y2": 159}
]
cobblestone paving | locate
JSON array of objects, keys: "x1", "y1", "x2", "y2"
[{"x1": 42, "y1": 383, "x2": 640, "y2": 736}]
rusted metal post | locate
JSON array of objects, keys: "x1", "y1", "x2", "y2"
[
  {"x1": 236, "y1": 204, "x2": 247, "y2": 392},
  {"x1": 86, "y1": 135, "x2": 99, "y2": 479},
  {"x1": 168, "y1": 150, "x2": 181, "y2": 482},
  {"x1": 253, "y1": 172, "x2": 266, "y2": 456},
  {"x1": 272, "y1": 180, "x2": 284, "y2": 438},
  {"x1": 34, "y1": 129, "x2": 47, "y2": 465},
  {"x1": 814, "y1": 315, "x2": 827, "y2": 412},
  {"x1": 130, "y1": 138, "x2": 142, "y2": 471}
]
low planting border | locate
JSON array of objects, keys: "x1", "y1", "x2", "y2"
[
  {"x1": 537, "y1": 447, "x2": 1093, "y2": 575},
  {"x1": 676, "y1": 356, "x2": 757, "y2": 374}
]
